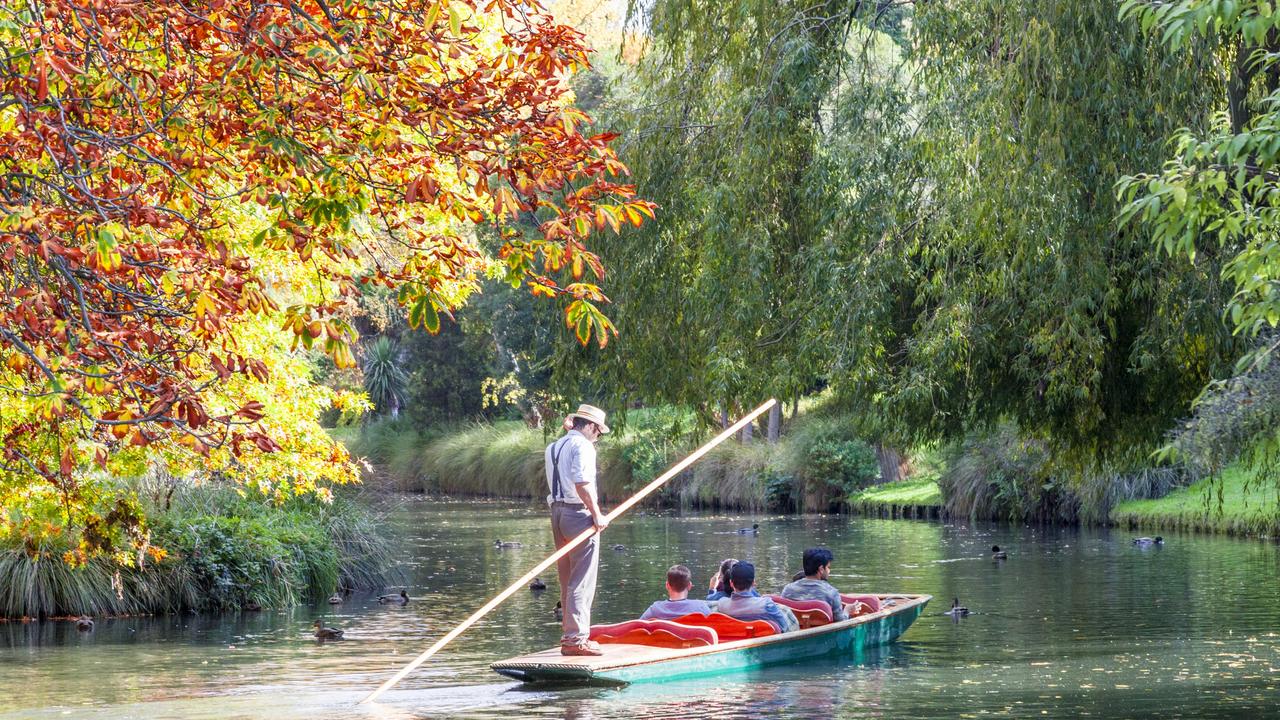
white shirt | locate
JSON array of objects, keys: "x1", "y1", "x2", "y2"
[{"x1": 545, "y1": 430, "x2": 597, "y2": 506}]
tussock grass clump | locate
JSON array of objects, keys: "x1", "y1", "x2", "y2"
[
  {"x1": 341, "y1": 403, "x2": 894, "y2": 513},
  {"x1": 938, "y1": 425, "x2": 1077, "y2": 522},
  {"x1": 354, "y1": 408, "x2": 704, "y2": 503},
  {"x1": 419, "y1": 421, "x2": 549, "y2": 497},
  {"x1": 673, "y1": 441, "x2": 772, "y2": 511}
]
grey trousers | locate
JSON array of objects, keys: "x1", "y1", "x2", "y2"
[{"x1": 551, "y1": 502, "x2": 600, "y2": 645}]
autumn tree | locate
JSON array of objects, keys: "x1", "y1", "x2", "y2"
[{"x1": 0, "y1": 0, "x2": 651, "y2": 555}]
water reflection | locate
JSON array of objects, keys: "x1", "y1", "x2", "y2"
[{"x1": 4, "y1": 498, "x2": 1280, "y2": 719}]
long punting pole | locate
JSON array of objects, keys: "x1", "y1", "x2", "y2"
[{"x1": 359, "y1": 398, "x2": 778, "y2": 705}]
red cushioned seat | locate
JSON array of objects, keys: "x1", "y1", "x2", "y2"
[
  {"x1": 589, "y1": 619, "x2": 718, "y2": 648},
  {"x1": 769, "y1": 595, "x2": 834, "y2": 629},
  {"x1": 669, "y1": 612, "x2": 776, "y2": 641},
  {"x1": 840, "y1": 593, "x2": 881, "y2": 616}
]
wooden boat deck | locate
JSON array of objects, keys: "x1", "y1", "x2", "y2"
[{"x1": 492, "y1": 593, "x2": 930, "y2": 683}]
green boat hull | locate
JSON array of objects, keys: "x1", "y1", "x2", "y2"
[{"x1": 492, "y1": 594, "x2": 929, "y2": 685}]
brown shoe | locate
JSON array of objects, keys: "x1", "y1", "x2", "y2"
[{"x1": 561, "y1": 641, "x2": 605, "y2": 656}]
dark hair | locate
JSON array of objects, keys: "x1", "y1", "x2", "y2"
[
  {"x1": 802, "y1": 547, "x2": 834, "y2": 576},
  {"x1": 792, "y1": 570, "x2": 806, "y2": 581},
  {"x1": 728, "y1": 561, "x2": 755, "y2": 592},
  {"x1": 666, "y1": 565, "x2": 692, "y2": 592},
  {"x1": 570, "y1": 416, "x2": 595, "y2": 432},
  {"x1": 715, "y1": 558, "x2": 737, "y2": 593}
]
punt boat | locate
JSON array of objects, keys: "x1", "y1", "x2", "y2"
[{"x1": 491, "y1": 592, "x2": 930, "y2": 685}]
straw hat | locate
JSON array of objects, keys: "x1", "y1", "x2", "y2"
[{"x1": 567, "y1": 403, "x2": 610, "y2": 434}]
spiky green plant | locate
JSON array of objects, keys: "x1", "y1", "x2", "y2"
[{"x1": 362, "y1": 336, "x2": 408, "y2": 417}]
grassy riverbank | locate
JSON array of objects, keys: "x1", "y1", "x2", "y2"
[
  {"x1": 843, "y1": 460, "x2": 1280, "y2": 537},
  {"x1": 341, "y1": 404, "x2": 891, "y2": 512},
  {"x1": 0, "y1": 484, "x2": 393, "y2": 619},
  {"x1": 1111, "y1": 463, "x2": 1280, "y2": 536},
  {"x1": 848, "y1": 477, "x2": 944, "y2": 517}
]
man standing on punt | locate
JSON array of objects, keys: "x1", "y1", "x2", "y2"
[{"x1": 546, "y1": 403, "x2": 611, "y2": 656}]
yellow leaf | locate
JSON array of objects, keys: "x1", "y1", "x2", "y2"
[{"x1": 448, "y1": 3, "x2": 463, "y2": 36}]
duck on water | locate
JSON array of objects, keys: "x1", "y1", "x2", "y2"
[
  {"x1": 944, "y1": 598, "x2": 970, "y2": 617},
  {"x1": 378, "y1": 589, "x2": 410, "y2": 605},
  {"x1": 313, "y1": 620, "x2": 344, "y2": 640}
]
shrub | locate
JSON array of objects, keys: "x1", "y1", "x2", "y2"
[
  {"x1": 806, "y1": 438, "x2": 880, "y2": 494},
  {"x1": 777, "y1": 415, "x2": 879, "y2": 510},
  {"x1": 763, "y1": 469, "x2": 797, "y2": 513},
  {"x1": 0, "y1": 483, "x2": 393, "y2": 618},
  {"x1": 361, "y1": 336, "x2": 408, "y2": 417}
]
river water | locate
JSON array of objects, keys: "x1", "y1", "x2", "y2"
[{"x1": 3, "y1": 497, "x2": 1279, "y2": 719}]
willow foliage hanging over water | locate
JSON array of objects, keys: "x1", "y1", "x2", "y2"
[{"x1": 575, "y1": 0, "x2": 1244, "y2": 474}]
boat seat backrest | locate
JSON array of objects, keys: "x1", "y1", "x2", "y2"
[
  {"x1": 840, "y1": 593, "x2": 881, "y2": 616},
  {"x1": 669, "y1": 612, "x2": 776, "y2": 641},
  {"x1": 769, "y1": 595, "x2": 834, "y2": 629},
  {"x1": 589, "y1": 619, "x2": 718, "y2": 649}
]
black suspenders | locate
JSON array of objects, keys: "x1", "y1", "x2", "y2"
[{"x1": 550, "y1": 437, "x2": 571, "y2": 501}]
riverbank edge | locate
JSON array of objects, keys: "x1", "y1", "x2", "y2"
[{"x1": 360, "y1": 459, "x2": 1280, "y2": 540}]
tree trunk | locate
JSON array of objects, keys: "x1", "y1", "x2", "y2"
[
  {"x1": 875, "y1": 443, "x2": 906, "y2": 484},
  {"x1": 767, "y1": 403, "x2": 781, "y2": 443},
  {"x1": 740, "y1": 418, "x2": 753, "y2": 443},
  {"x1": 1228, "y1": 38, "x2": 1258, "y2": 133},
  {"x1": 719, "y1": 403, "x2": 729, "y2": 430}
]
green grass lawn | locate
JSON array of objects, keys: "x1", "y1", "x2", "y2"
[
  {"x1": 849, "y1": 476, "x2": 943, "y2": 510},
  {"x1": 1111, "y1": 463, "x2": 1280, "y2": 536}
]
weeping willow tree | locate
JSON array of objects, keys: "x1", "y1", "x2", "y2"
[
  {"x1": 831, "y1": 0, "x2": 1239, "y2": 466},
  {"x1": 562, "y1": 0, "x2": 1249, "y2": 500},
  {"x1": 553, "y1": 0, "x2": 880, "y2": 435}
]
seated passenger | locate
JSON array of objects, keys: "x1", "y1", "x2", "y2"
[
  {"x1": 640, "y1": 565, "x2": 713, "y2": 620},
  {"x1": 706, "y1": 558, "x2": 737, "y2": 601},
  {"x1": 781, "y1": 547, "x2": 848, "y2": 621},
  {"x1": 715, "y1": 561, "x2": 798, "y2": 633}
]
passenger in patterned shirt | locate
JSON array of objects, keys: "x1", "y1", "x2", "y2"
[{"x1": 780, "y1": 547, "x2": 848, "y2": 621}]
